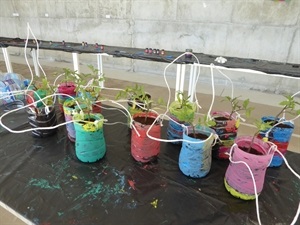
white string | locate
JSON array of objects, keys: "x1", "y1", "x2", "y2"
[
  {"x1": 26, "y1": 23, "x2": 48, "y2": 79},
  {"x1": 227, "y1": 143, "x2": 263, "y2": 225},
  {"x1": 227, "y1": 141, "x2": 300, "y2": 225},
  {"x1": 291, "y1": 202, "x2": 300, "y2": 225},
  {"x1": 206, "y1": 64, "x2": 215, "y2": 121},
  {"x1": 211, "y1": 63, "x2": 234, "y2": 99}
]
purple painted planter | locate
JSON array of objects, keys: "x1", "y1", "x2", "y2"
[{"x1": 224, "y1": 136, "x2": 274, "y2": 200}]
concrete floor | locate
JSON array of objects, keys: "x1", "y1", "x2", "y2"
[{"x1": 0, "y1": 56, "x2": 299, "y2": 224}]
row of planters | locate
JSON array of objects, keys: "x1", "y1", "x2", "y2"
[
  {"x1": 26, "y1": 66, "x2": 106, "y2": 163},
  {"x1": 25, "y1": 67, "x2": 299, "y2": 201}
]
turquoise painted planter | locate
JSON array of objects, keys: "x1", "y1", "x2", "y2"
[
  {"x1": 179, "y1": 126, "x2": 216, "y2": 178},
  {"x1": 258, "y1": 116, "x2": 294, "y2": 167},
  {"x1": 74, "y1": 113, "x2": 106, "y2": 163}
]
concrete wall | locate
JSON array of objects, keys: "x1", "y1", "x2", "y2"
[{"x1": 0, "y1": 0, "x2": 299, "y2": 94}]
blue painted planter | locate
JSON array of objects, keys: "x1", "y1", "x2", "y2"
[
  {"x1": 74, "y1": 113, "x2": 106, "y2": 163},
  {"x1": 167, "y1": 115, "x2": 190, "y2": 145},
  {"x1": 179, "y1": 126, "x2": 216, "y2": 178},
  {"x1": 258, "y1": 116, "x2": 294, "y2": 167}
]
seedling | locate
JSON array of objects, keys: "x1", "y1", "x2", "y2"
[
  {"x1": 222, "y1": 96, "x2": 254, "y2": 120},
  {"x1": 274, "y1": 95, "x2": 300, "y2": 120}
]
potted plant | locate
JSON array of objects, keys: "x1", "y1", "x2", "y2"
[
  {"x1": 67, "y1": 66, "x2": 106, "y2": 163},
  {"x1": 178, "y1": 113, "x2": 217, "y2": 178},
  {"x1": 26, "y1": 77, "x2": 57, "y2": 138},
  {"x1": 62, "y1": 65, "x2": 104, "y2": 142},
  {"x1": 116, "y1": 83, "x2": 152, "y2": 116},
  {"x1": 224, "y1": 120, "x2": 274, "y2": 200},
  {"x1": 116, "y1": 83, "x2": 161, "y2": 163},
  {"x1": 211, "y1": 96, "x2": 254, "y2": 159},
  {"x1": 257, "y1": 94, "x2": 300, "y2": 167},
  {"x1": 167, "y1": 91, "x2": 196, "y2": 144},
  {"x1": 74, "y1": 65, "x2": 104, "y2": 114}
]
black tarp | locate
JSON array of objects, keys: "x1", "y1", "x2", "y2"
[{"x1": 0, "y1": 105, "x2": 299, "y2": 225}]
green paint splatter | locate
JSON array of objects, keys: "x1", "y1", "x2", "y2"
[
  {"x1": 28, "y1": 178, "x2": 61, "y2": 190},
  {"x1": 75, "y1": 174, "x2": 129, "y2": 204}
]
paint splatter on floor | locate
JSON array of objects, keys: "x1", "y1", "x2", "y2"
[{"x1": 28, "y1": 178, "x2": 61, "y2": 190}]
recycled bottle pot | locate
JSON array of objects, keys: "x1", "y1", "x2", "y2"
[
  {"x1": 179, "y1": 126, "x2": 216, "y2": 178},
  {"x1": 258, "y1": 116, "x2": 294, "y2": 167},
  {"x1": 211, "y1": 111, "x2": 239, "y2": 160},
  {"x1": 167, "y1": 115, "x2": 190, "y2": 145},
  {"x1": 74, "y1": 113, "x2": 106, "y2": 163},
  {"x1": 63, "y1": 98, "x2": 77, "y2": 142},
  {"x1": 57, "y1": 82, "x2": 76, "y2": 113},
  {"x1": 27, "y1": 106, "x2": 57, "y2": 138},
  {"x1": 224, "y1": 136, "x2": 274, "y2": 200},
  {"x1": 131, "y1": 112, "x2": 161, "y2": 163}
]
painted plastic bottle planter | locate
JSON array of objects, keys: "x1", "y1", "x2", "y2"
[
  {"x1": 167, "y1": 101, "x2": 196, "y2": 145},
  {"x1": 224, "y1": 136, "x2": 274, "y2": 200},
  {"x1": 179, "y1": 126, "x2": 216, "y2": 178},
  {"x1": 211, "y1": 111, "x2": 239, "y2": 160},
  {"x1": 57, "y1": 82, "x2": 76, "y2": 113},
  {"x1": 258, "y1": 116, "x2": 294, "y2": 167},
  {"x1": 63, "y1": 98, "x2": 78, "y2": 142},
  {"x1": 73, "y1": 113, "x2": 106, "y2": 163},
  {"x1": 131, "y1": 112, "x2": 161, "y2": 163},
  {"x1": 27, "y1": 106, "x2": 57, "y2": 138},
  {"x1": 167, "y1": 115, "x2": 190, "y2": 145},
  {"x1": 63, "y1": 98, "x2": 102, "y2": 142}
]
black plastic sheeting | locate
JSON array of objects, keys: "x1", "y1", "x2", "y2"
[
  {"x1": 0, "y1": 37, "x2": 299, "y2": 77},
  {"x1": 0, "y1": 105, "x2": 299, "y2": 225}
]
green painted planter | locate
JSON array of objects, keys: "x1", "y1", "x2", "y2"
[{"x1": 73, "y1": 113, "x2": 106, "y2": 163}]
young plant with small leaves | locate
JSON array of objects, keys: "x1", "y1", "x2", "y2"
[
  {"x1": 73, "y1": 65, "x2": 105, "y2": 120},
  {"x1": 274, "y1": 95, "x2": 300, "y2": 120},
  {"x1": 247, "y1": 120, "x2": 273, "y2": 153},
  {"x1": 222, "y1": 96, "x2": 254, "y2": 119}
]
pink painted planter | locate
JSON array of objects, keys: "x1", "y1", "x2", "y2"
[
  {"x1": 57, "y1": 82, "x2": 76, "y2": 113},
  {"x1": 225, "y1": 136, "x2": 274, "y2": 200}
]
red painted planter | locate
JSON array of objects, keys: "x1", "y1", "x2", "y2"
[
  {"x1": 131, "y1": 112, "x2": 161, "y2": 163},
  {"x1": 57, "y1": 82, "x2": 76, "y2": 113}
]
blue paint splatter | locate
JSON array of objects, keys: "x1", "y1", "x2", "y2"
[{"x1": 28, "y1": 178, "x2": 61, "y2": 190}]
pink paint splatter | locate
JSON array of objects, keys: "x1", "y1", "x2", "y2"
[{"x1": 128, "y1": 179, "x2": 136, "y2": 190}]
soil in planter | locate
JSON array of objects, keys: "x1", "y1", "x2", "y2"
[
  {"x1": 134, "y1": 116, "x2": 156, "y2": 125},
  {"x1": 78, "y1": 117, "x2": 96, "y2": 124},
  {"x1": 239, "y1": 146, "x2": 264, "y2": 155},
  {"x1": 188, "y1": 133, "x2": 209, "y2": 140},
  {"x1": 264, "y1": 119, "x2": 293, "y2": 129},
  {"x1": 214, "y1": 116, "x2": 229, "y2": 121}
]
